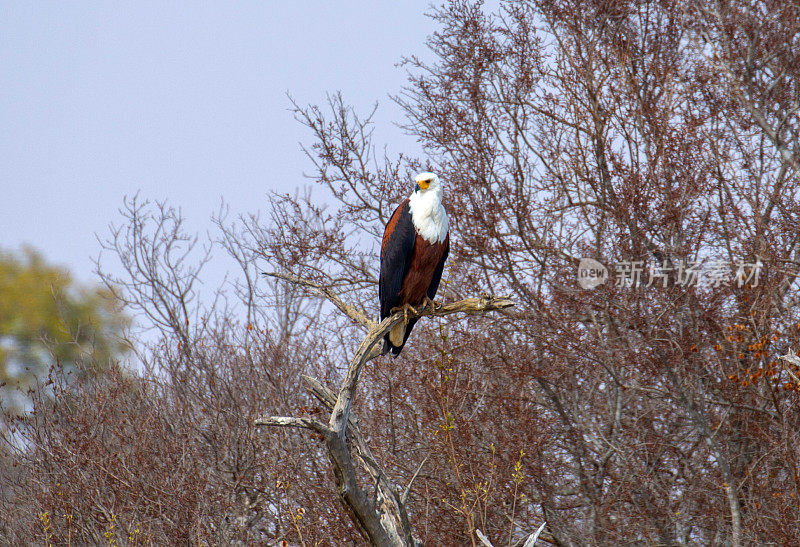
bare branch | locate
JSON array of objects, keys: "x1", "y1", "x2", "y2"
[
  {"x1": 265, "y1": 271, "x2": 377, "y2": 330},
  {"x1": 257, "y1": 291, "x2": 514, "y2": 545},
  {"x1": 779, "y1": 350, "x2": 800, "y2": 385},
  {"x1": 254, "y1": 416, "x2": 328, "y2": 434}
]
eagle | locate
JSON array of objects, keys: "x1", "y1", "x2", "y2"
[{"x1": 379, "y1": 172, "x2": 450, "y2": 356}]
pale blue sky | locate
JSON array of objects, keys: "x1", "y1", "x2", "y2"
[{"x1": 1, "y1": 2, "x2": 434, "y2": 283}]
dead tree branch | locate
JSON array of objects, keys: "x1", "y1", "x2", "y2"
[
  {"x1": 257, "y1": 274, "x2": 514, "y2": 545},
  {"x1": 265, "y1": 271, "x2": 377, "y2": 330}
]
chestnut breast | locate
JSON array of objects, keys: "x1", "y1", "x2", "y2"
[{"x1": 398, "y1": 232, "x2": 448, "y2": 306}]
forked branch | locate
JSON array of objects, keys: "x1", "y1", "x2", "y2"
[{"x1": 257, "y1": 273, "x2": 513, "y2": 545}]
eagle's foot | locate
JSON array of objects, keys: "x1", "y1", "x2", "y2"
[
  {"x1": 420, "y1": 296, "x2": 437, "y2": 312},
  {"x1": 390, "y1": 303, "x2": 420, "y2": 323}
]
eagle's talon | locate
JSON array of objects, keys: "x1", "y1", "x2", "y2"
[
  {"x1": 405, "y1": 303, "x2": 420, "y2": 323},
  {"x1": 390, "y1": 303, "x2": 419, "y2": 323}
]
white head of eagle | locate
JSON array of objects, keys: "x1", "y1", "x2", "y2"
[
  {"x1": 379, "y1": 172, "x2": 450, "y2": 356},
  {"x1": 409, "y1": 172, "x2": 449, "y2": 244}
]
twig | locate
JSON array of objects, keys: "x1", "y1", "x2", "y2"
[{"x1": 402, "y1": 454, "x2": 430, "y2": 505}]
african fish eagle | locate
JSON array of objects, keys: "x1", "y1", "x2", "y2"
[{"x1": 379, "y1": 172, "x2": 450, "y2": 356}]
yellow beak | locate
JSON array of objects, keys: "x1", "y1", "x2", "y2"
[{"x1": 417, "y1": 180, "x2": 430, "y2": 190}]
